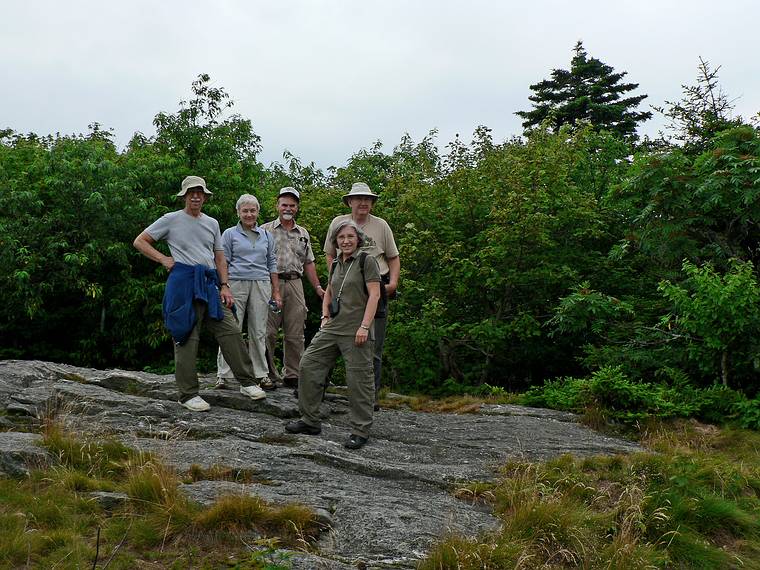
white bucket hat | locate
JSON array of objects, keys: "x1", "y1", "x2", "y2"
[
  {"x1": 177, "y1": 175, "x2": 212, "y2": 196},
  {"x1": 342, "y1": 182, "x2": 378, "y2": 206}
]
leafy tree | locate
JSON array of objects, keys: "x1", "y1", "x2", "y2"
[
  {"x1": 659, "y1": 259, "x2": 760, "y2": 387},
  {"x1": 152, "y1": 73, "x2": 261, "y2": 168},
  {"x1": 0, "y1": 128, "x2": 141, "y2": 364},
  {"x1": 0, "y1": 75, "x2": 270, "y2": 370},
  {"x1": 382, "y1": 125, "x2": 631, "y2": 390},
  {"x1": 615, "y1": 125, "x2": 760, "y2": 269},
  {"x1": 517, "y1": 41, "x2": 652, "y2": 140}
]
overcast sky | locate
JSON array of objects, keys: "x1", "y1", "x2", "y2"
[{"x1": 2, "y1": 1, "x2": 758, "y2": 170}]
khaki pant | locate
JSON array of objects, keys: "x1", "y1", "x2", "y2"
[
  {"x1": 297, "y1": 330, "x2": 375, "y2": 438},
  {"x1": 175, "y1": 301, "x2": 256, "y2": 401},
  {"x1": 266, "y1": 279, "x2": 307, "y2": 382},
  {"x1": 217, "y1": 279, "x2": 271, "y2": 379}
]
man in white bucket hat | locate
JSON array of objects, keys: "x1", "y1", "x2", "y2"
[
  {"x1": 133, "y1": 175, "x2": 267, "y2": 412},
  {"x1": 323, "y1": 182, "x2": 399, "y2": 408}
]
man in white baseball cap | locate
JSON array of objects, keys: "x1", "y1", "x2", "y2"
[{"x1": 262, "y1": 187, "x2": 325, "y2": 389}]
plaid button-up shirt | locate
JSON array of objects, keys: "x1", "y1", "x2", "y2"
[{"x1": 261, "y1": 218, "x2": 316, "y2": 276}]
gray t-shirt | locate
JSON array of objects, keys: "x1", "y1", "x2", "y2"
[{"x1": 144, "y1": 210, "x2": 223, "y2": 269}]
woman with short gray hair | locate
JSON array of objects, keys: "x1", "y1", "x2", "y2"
[
  {"x1": 331, "y1": 220, "x2": 366, "y2": 250},
  {"x1": 216, "y1": 194, "x2": 282, "y2": 392},
  {"x1": 285, "y1": 220, "x2": 380, "y2": 450}
]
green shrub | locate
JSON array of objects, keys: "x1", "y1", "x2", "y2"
[
  {"x1": 521, "y1": 366, "x2": 759, "y2": 429},
  {"x1": 521, "y1": 376, "x2": 589, "y2": 411},
  {"x1": 735, "y1": 397, "x2": 760, "y2": 430}
]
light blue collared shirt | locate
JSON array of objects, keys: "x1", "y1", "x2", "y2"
[{"x1": 221, "y1": 222, "x2": 278, "y2": 281}]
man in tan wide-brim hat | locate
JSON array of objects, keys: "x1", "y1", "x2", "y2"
[{"x1": 323, "y1": 182, "x2": 399, "y2": 409}]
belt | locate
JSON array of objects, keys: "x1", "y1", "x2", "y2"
[{"x1": 278, "y1": 272, "x2": 302, "y2": 281}]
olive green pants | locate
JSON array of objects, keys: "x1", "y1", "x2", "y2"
[
  {"x1": 174, "y1": 301, "x2": 256, "y2": 402},
  {"x1": 297, "y1": 331, "x2": 375, "y2": 438}
]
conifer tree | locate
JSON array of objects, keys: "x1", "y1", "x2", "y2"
[
  {"x1": 654, "y1": 58, "x2": 742, "y2": 154},
  {"x1": 517, "y1": 41, "x2": 652, "y2": 140}
]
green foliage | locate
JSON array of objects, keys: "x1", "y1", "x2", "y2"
[
  {"x1": 735, "y1": 397, "x2": 760, "y2": 430},
  {"x1": 516, "y1": 41, "x2": 652, "y2": 140},
  {"x1": 0, "y1": 75, "x2": 267, "y2": 370},
  {"x1": 523, "y1": 366, "x2": 757, "y2": 427},
  {"x1": 654, "y1": 58, "x2": 744, "y2": 154},
  {"x1": 553, "y1": 116, "x2": 760, "y2": 392},
  {"x1": 2, "y1": 67, "x2": 760, "y2": 409},
  {"x1": 548, "y1": 281, "x2": 635, "y2": 337},
  {"x1": 615, "y1": 125, "x2": 760, "y2": 269},
  {"x1": 659, "y1": 259, "x2": 760, "y2": 386},
  {"x1": 381, "y1": 124, "x2": 631, "y2": 390}
]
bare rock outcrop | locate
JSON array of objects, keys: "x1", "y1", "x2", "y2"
[{"x1": 0, "y1": 360, "x2": 641, "y2": 568}]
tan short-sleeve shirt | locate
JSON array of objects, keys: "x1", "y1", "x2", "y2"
[{"x1": 323, "y1": 214, "x2": 399, "y2": 276}]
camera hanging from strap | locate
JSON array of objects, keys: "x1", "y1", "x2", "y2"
[{"x1": 328, "y1": 252, "x2": 386, "y2": 319}]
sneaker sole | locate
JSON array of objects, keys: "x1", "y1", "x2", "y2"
[
  {"x1": 178, "y1": 402, "x2": 210, "y2": 412},
  {"x1": 241, "y1": 390, "x2": 267, "y2": 401}
]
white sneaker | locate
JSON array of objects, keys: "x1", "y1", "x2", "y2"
[
  {"x1": 240, "y1": 384, "x2": 266, "y2": 400},
  {"x1": 179, "y1": 396, "x2": 211, "y2": 412}
]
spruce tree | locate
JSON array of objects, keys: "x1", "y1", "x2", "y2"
[{"x1": 517, "y1": 41, "x2": 652, "y2": 140}]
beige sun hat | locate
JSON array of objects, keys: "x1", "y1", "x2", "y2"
[
  {"x1": 342, "y1": 182, "x2": 378, "y2": 206},
  {"x1": 177, "y1": 175, "x2": 212, "y2": 196}
]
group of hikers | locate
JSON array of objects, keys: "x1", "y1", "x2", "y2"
[{"x1": 133, "y1": 176, "x2": 399, "y2": 450}]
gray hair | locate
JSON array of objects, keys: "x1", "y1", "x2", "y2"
[
  {"x1": 236, "y1": 193, "x2": 260, "y2": 211},
  {"x1": 331, "y1": 220, "x2": 366, "y2": 250}
]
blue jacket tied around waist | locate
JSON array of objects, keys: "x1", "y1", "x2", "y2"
[{"x1": 163, "y1": 262, "x2": 224, "y2": 345}]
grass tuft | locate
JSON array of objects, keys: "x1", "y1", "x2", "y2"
[
  {"x1": 194, "y1": 494, "x2": 320, "y2": 544},
  {"x1": 2, "y1": 422, "x2": 322, "y2": 567},
  {"x1": 184, "y1": 463, "x2": 267, "y2": 484},
  {"x1": 425, "y1": 421, "x2": 760, "y2": 569},
  {"x1": 41, "y1": 421, "x2": 150, "y2": 480},
  {"x1": 380, "y1": 392, "x2": 520, "y2": 414}
]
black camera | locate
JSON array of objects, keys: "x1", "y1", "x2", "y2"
[{"x1": 329, "y1": 298, "x2": 341, "y2": 318}]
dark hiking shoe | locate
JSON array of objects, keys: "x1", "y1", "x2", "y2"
[
  {"x1": 344, "y1": 434, "x2": 368, "y2": 450},
  {"x1": 285, "y1": 420, "x2": 321, "y2": 435},
  {"x1": 259, "y1": 377, "x2": 277, "y2": 391}
]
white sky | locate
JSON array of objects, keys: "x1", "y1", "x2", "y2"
[{"x1": 2, "y1": 1, "x2": 758, "y2": 169}]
